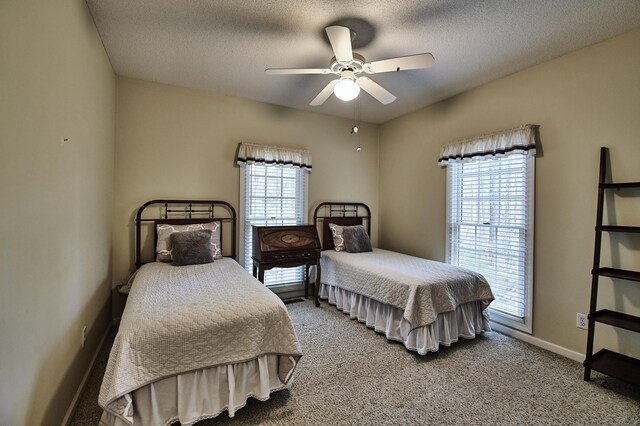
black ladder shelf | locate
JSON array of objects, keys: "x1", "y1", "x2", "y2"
[{"x1": 583, "y1": 147, "x2": 640, "y2": 386}]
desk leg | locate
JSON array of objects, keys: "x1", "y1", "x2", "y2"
[
  {"x1": 258, "y1": 267, "x2": 265, "y2": 284},
  {"x1": 304, "y1": 264, "x2": 310, "y2": 299},
  {"x1": 252, "y1": 264, "x2": 257, "y2": 279},
  {"x1": 314, "y1": 260, "x2": 321, "y2": 307}
]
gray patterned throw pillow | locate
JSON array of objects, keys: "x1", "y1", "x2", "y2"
[{"x1": 328, "y1": 223, "x2": 346, "y2": 251}]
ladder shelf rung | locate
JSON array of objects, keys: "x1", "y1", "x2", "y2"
[
  {"x1": 593, "y1": 267, "x2": 640, "y2": 282},
  {"x1": 600, "y1": 182, "x2": 640, "y2": 189},
  {"x1": 597, "y1": 225, "x2": 640, "y2": 233},
  {"x1": 584, "y1": 349, "x2": 640, "y2": 386},
  {"x1": 588, "y1": 309, "x2": 640, "y2": 333}
]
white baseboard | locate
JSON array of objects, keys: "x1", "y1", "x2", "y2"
[
  {"x1": 490, "y1": 322, "x2": 585, "y2": 363},
  {"x1": 61, "y1": 325, "x2": 111, "y2": 426}
]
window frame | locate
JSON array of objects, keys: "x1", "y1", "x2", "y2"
[
  {"x1": 445, "y1": 154, "x2": 535, "y2": 333},
  {"x1": 239, "y1": 163, "x2": 309, "y2": 293}
]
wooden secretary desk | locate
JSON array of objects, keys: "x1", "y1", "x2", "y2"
[{"x1": 252, "y1": 224, "x2": 322, "y2": 307}]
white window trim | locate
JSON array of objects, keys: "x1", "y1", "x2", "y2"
[
  {"x1": 239, "y1": 166, "x2": 249, "y2": 268},
  {"x1": 239, "y1": 165, "x2": 309, "y2": 296},
  {"x1": 446, "y1": 155, "x2": 535, "y2": 334}
]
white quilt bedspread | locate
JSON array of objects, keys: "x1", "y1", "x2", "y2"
[
  {"x1": 99, "y1": 259, "x2": 302, "y2": 424},
  {"x1": 321, "y1": 249, "x2": 494, "y2": 330}
]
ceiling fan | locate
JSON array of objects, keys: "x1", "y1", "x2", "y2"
[{"x1": 266, "y1": 26, "x2": 434, "y2": 106}]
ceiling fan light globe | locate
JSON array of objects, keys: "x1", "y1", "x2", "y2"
[{"x1": 334, "y1": 78, "x2": 360, "y2": 102}]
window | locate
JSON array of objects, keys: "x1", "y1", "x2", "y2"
[
  {"x1": 447, "y1": 153, "x2": 534, "y2": 333},
  {"x1": 240, "y1": 163, "x2": 308, "y2": 287}
]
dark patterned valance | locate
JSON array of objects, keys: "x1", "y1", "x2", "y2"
[
  {"x1": 236, "y1": 142, "x2": 312, "y2": 170},
  {"x1": 438, "y1": 124, "x2": 538, "y2": 166}
]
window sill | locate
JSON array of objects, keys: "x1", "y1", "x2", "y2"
[
  {"x1": 266, "y1": 281, "x2": 305, "y2": 299},
  {"x1": 489, "y1": 309, "x2": 532, "y2": 334}
]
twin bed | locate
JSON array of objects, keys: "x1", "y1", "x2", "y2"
[
  {"x1": 99, "y1": 199, "x2": 494, "y2": 425},
  {"x1": 314, "y1": 202, "x2": 494, "y2": 355},
  {"x1": 99, "y1": 200, "x2": 302, "y2": 426}
]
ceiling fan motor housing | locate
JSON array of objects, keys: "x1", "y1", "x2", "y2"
[{"x1": 330, "y1": 53, "x2": 366, "y2": 75}]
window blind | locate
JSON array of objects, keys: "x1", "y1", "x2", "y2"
[
  {"x1": 447, "y1": 154, "x2": 534, "y2": 324},
  {"x1": 242, "y1": 163, "x2": 308, "y2": 286}
]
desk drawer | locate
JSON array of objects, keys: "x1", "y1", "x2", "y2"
[{"x1": 262, "y1": 250, "x2": 318, "y2": 262}]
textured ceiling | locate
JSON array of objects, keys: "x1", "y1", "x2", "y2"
[{"x1": 86, "y1": 0, "x2": 640, "y2": 124}]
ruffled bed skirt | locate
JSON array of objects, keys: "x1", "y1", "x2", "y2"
[
  {"x1": 100, "y1": 354, "x2": 287, "y2": 426},
  {"x1": 320, "y1": 283, "x2": 491, "y2": 355}
]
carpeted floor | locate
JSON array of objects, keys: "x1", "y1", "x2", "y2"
[{"x1": 72, "y1": 299, "x2": 640, "y2": 425}]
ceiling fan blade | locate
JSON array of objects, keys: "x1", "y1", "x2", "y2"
[
  {"x1": 365, "y1": 53, "x2": 435, "y2": 74},
  {"x1": 265, "y1": 68, "x2": 332, "y2": 75},
  {"x1": 325, "y1": 26, "x2": 353, "y2": 63},
  {"x1": 357, "y1": 77, "x2": 396, "y2": 104},
  {"x1": 310, "y1": 80, "x2": 338, "y2": 106}
]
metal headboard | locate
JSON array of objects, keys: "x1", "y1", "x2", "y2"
[
  {"x1": 313, "y1": 202, "x2": 371, "y2": 250},
  {"x1": 135, "y1": 199, "x2": 237, "y2": 269}
]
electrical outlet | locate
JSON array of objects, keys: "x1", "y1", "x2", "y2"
[
  {"x1": 576, "y1": 313, "x2": 588, "y2": 329},
  {"x1": 82, "y1": 326, "x2": 87, "y2": 348}
]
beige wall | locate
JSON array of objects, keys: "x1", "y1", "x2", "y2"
[
  {"x1": 0, "y1": 1, "x2": 115, "y2": 424},
  {"x1": 113, "y1": 77, "x2": 379, "y2": 289},
  {"x1": 1, "y1": 2, "x2": 636, "y2": 419},
  {"x1": 379, "y1": 28, "x2": 640, "y2": 356}
]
